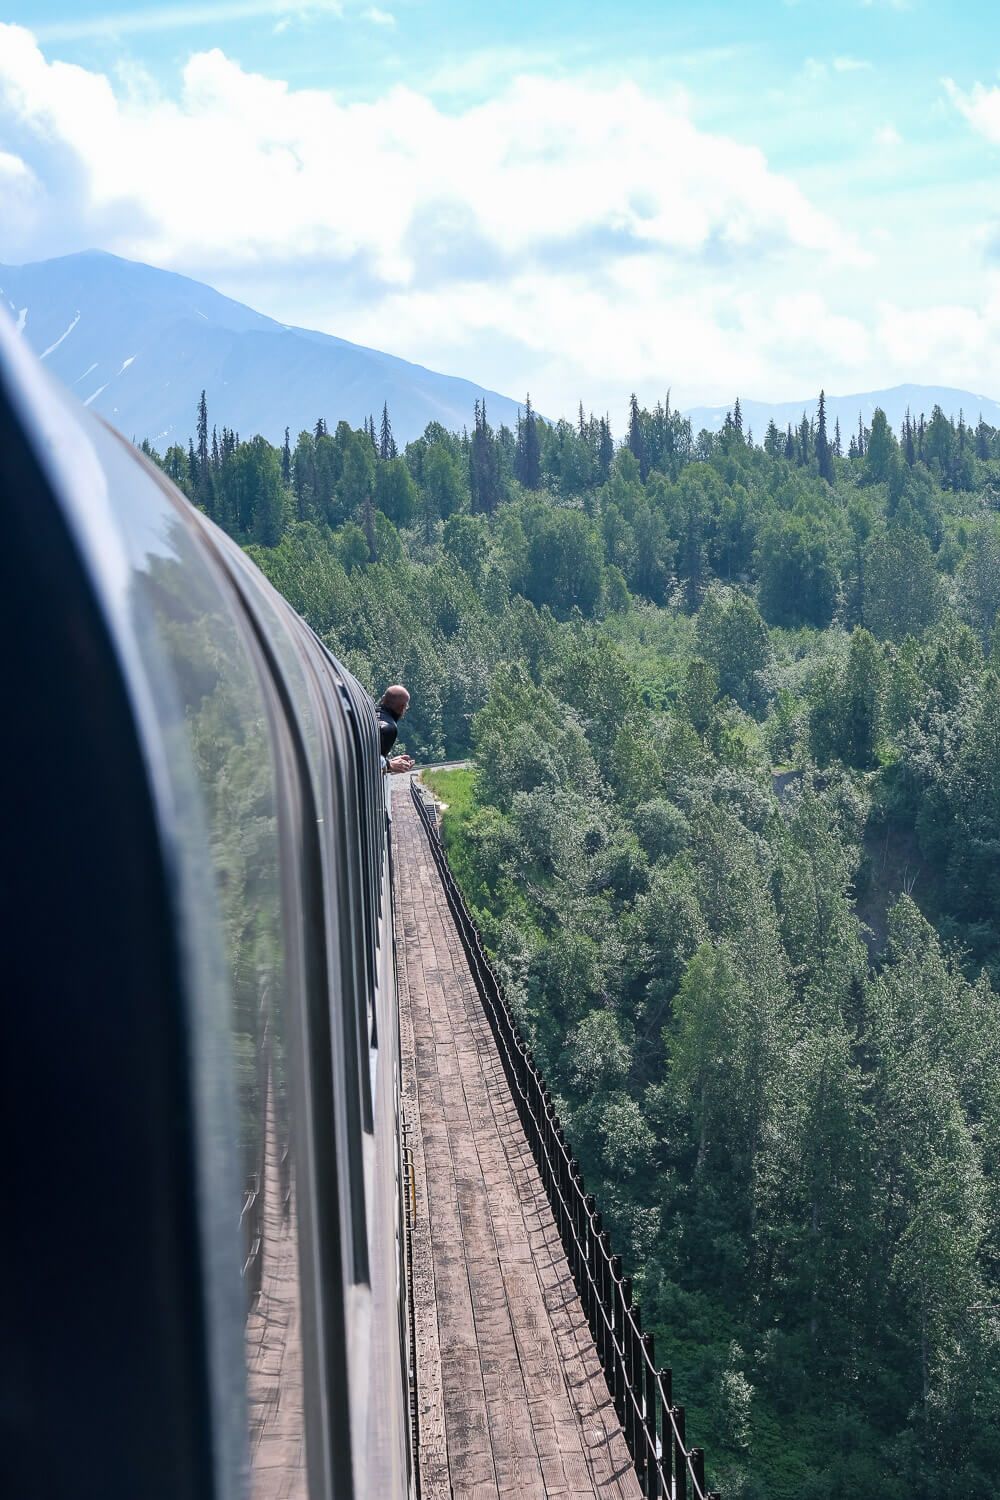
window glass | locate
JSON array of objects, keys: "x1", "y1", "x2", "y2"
[{"x1": 60, "y1": 420, "x2": 309, "y2": 1499}]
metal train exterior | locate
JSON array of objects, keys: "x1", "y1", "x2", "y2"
[{"x1": 1, "y1": 315, "x2": 414, "y2": 1499}]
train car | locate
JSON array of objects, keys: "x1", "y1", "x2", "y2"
[{"x1": 0, "y1": 313, "x2": 414, "y2": 1499}]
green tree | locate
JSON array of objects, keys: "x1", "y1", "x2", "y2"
[
  {"x1": 515, "y1": 395, "x2": 542, "y2": 490},
  {"x1": 864, "y1": 525, "x2": 943, "y2": 641},
  {"x1": 839, "y1": 628, "x2": 885, "y2": 768},
  {"x1": 757, "y1": 513, "x2": 838, "y2": 629},
  {"x1": 863, "y1": 407, "x2": 896, "y2": 485},
  {"x1": 443, "y1": 512, "x2": 491, "y2": 583},
  {"x1": 816, "y1": 389, "x2": 835, "y2": 484},
  {"x1": 374, "y1": 456, "x2": 417, "y2": 529},
  {"x1": 697, "y1": 588, "x2": 773, "y2": 715}
]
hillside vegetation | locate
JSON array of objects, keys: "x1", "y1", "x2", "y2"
[{"x1": 148, "y1": 388, "x2": 1000, "y2": 1497}]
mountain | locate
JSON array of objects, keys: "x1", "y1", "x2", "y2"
[
  {"x1": 0, "y1": 250, "x2": 524, "y2": 447},
  {"x1": 683, "y1": 385, "x2": 1000, "y2": 440}
]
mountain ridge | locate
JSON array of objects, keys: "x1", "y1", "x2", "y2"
[
  {"x1": 0, "y1": 250, "x2": 526, "y2": 446},
  {"x1": 4, "y1": 250, "x2": 999, "y2": 447},
  {"x1": 683, "y1": 384, "x2": 1000, "y2": 439}
]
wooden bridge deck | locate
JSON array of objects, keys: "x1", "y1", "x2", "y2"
[{"x1": 393, "y1": 784, "x2": 642, "y2": 1500}]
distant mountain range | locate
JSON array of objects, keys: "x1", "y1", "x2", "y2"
[
  {"x1": 0, "y1": 250, "x2": 524, "y2": 446},
  {"x1": 3, "y1": 250, "x2": 998, "y2": 450},
  {"x1": 683, "y1": 386, "x2": 1000, "y2": 439}
]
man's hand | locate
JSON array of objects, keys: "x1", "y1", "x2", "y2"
[{"x1": 387, "y1": 754, "x2": 415, "y2": 774}]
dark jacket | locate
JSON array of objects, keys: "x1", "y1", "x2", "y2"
[{"x1": 378, "y1": 705, "x2": 400, "y2": 760}]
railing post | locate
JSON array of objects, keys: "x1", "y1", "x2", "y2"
[
  {"x1": 589, "y1": 1209, "x2": 602, "y2": 1343},
  {"x1": 641, "y1": 1333, "x2": 658, "y2": 1499},
  {"x1": 568, "y1": 1160, "x2": 580, "y2": 1287},
  {"x1": 673, "y1": 1406, "x2": 687, "y2": 1500},
  {"x1": 620, "y1": 1278, "x2": 638, "y2": 1440},
  {"x1": 599, "y1": 1231, "x2": 612, "y2": 1376},
  {"x1": 691, "y1": 1448, "x2": 706, "y2": 1499},
  {"x1": 583, "y1": 1196, "x2": 597, "y2": 1330},
  {"x1": 626, "y1": 1299, "x2": 641, "y2": 1467},
  {"x1": 611, "y1": 1259, "x2": 625, "y2": 1421}
]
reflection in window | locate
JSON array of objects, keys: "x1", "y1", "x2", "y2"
[{"x1": 127, "y1": 514, "x2": 309, "y2": 1498}]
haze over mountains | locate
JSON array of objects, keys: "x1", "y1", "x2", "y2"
[
  {"x1": 685, "y1": 388, "x2": 1000, "y2": 441},
  {"x1": 0, "y1": 251, "x2": 525, "y2": 446},
  {"x1": 2, "y1": 250, "x2": 998, "y2": 449}
]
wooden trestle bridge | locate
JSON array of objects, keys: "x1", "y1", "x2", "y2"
[
  {"x1": 394, "y1": 781, "x2": 641, "y2": 1499},
  {"x1": 394, "y1": 779, "x2": 718, "y2": 1500}
]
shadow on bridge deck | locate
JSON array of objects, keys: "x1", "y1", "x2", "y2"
[{"x1": 393, "y1": 785, "x2": 642, "y2": 1500}]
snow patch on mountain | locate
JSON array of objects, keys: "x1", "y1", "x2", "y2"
[{"x1": 41, "y1": 311, "x2": 80, "y2": 359}]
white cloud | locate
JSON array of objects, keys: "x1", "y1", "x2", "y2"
[
  {"x1": 946, "y1": 77, "x2": 1000, "y2": 145},
  {"x1": 33, "y1": 2, "x2": 344, "y2": 42},
  {"x1": 803, "y1": 55, "x2": 873, "y2": 82},
  {"x1": 874, "y1": 124, "x2": 902, "y2": 148},
  {"x1": 0, "y1": 146, "x2": 41, "y2": 244},
  {"x1": 0, "y1": 147, "x2": 34, "y2": 184},
  {"x1": 875, "y1": 290, "x2": 1000, "y2": 385},
  {"x1": 0, "y1": 24, "x2": 864, "y2": 288},
  {"x1": 362, "y1": 7, "x2": 395, "y2": 25},
  {"x1": 5, "y1": 24, "x2": 990, "y2": 416}
]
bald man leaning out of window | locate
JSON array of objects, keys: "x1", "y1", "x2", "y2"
[{"x1": 378, "y1": 684, "x2": 415, "y2": 774}]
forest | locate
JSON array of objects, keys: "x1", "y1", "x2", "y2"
[{"x1": 144, "y1": 385, "x2": 1000, "y2": 1497}]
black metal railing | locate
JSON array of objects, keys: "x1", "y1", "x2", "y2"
[{"x1": 410, "y1": 780, "x2": 721, "y2": 1500}]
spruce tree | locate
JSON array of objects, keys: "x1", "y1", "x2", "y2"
[
  {"x1": 197, "y1": 390, "x2": 209, "y2": 475},
  {"x1": 379, "y1": 403, "x2": 394, "y2": 462},
  {"x1": 834, "y1": 416, "x2": 842, "y2": 459},
  {"x1": 598, "y1": 415, "x2": 614, "y2": 481},
  {"x1": 733, "y1": 396, "x2": 743, "y2": 438},
  {"x1": 784, "y1": 425, "x2": 795, "y2": 461},
  {"x1": 976, "y1": 416, "x2": 992, "y2": 461},
  {"x1": 816, "y1": 389, "x2": 835, "y2": 484},
  {"x1": 515, "y1": 395, "x2": 541, "y2": 489},
  {"x1": 470, "y1": 401, "x2": 502, "y2": 514},
  {"x1": 798, "y1": 411, "x2": 811, "y2": 466},
  {"x1": 628, "y1": 392, "x2": 647, "y2": 478},
  {"x1": 281, "y1": 426, "x2": 291, "y2": 484}
]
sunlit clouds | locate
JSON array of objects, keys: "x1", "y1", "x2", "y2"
[{"x1": 1, "y1": 20, "x2": 1000, "y2": 415}]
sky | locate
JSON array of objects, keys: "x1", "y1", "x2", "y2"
[{"x1": 2, "y1": 0, "x2": 1000, "y2": 421}]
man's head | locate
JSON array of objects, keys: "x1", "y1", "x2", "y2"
[{"x1": 381, "y1": 684, "x2": 410, "y2": 718}]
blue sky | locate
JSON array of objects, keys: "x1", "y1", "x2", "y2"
[{"x1": 2, "y1": 0, "x2": 1000, "y2": 418}]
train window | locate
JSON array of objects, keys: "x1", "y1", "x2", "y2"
[
  {"x1": 52, "y1": 418, "x2": 319, "y2": 1498},
  {"x1": 204, "y1": 533, "x2": 373, "y2": 1279}
]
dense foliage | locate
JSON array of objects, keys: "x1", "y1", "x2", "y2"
[{"x1": 145, "y1": 387, "x2": 1000, "y2": 1497}]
